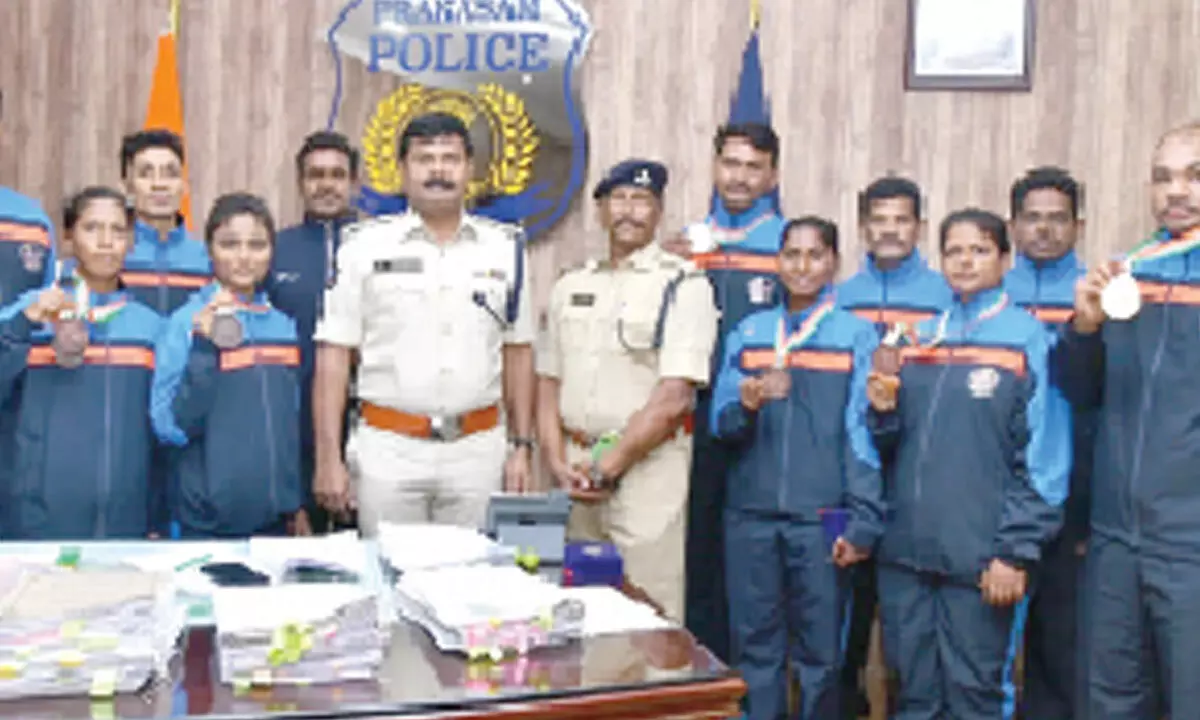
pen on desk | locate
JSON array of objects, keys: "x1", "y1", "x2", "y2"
[{"x1": 174, "y1": 554, "x2": 213, "y2": 572}]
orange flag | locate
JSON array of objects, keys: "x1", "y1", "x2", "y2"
[{"x1": 144, "y1": 0, "x2": 191, "y2": 229}]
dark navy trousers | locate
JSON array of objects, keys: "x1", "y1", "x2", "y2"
[
  {"x1": 726, "y1": 508, "x2": 846, "y2": 720},
  {"x1": 1023, "y1": 533, "x2": 1084, "y2": 719},
  {"x1": 877, "y1": 564, "x2": 1020, "y2": 720},
  {"x1": 1082, "y1": 534, "x2": 1200, "y2": 719}
]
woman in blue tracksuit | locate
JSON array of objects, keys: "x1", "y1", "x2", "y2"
[
  {"x1": 867, "y1": 208, "x2": 1071, "y2": 720},
  {"x1": 151, "y1": 193, "x2": 304, "y2": 539},
  {"x1": 710, "y1": 216, "x2": 884, "y2": 720},
  {"x1": 0, "y1": 186, "x2": 162, "y2": 539}
]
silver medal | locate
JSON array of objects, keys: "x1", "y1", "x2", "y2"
[
  {"x1": 685, "y1": 223, "x2": 717, "y2": 254},
  {"x1": 210, "y1": 308, "x2": 244, "y2": 349},
  {"x1": 1101, "y1": 273, "x2": 1142, "y2": 321}
]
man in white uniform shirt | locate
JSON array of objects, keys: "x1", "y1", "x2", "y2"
[{"x1": 311, "y1": 112, "x2": 536, "y2": 533}]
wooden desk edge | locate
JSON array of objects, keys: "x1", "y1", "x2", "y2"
[{"x1": 397, "y1": 675, "x2": 747, "y2": 719}]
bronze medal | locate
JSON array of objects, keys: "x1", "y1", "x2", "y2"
[
  {"x1": 53, "y1": 317, "x2": 88, "y2": 369},
  {"x1": 210, "y1": 310, "x2": 244, "y2": 350},
  {"x1": 761, "y1": 368, "x2": 792, "y2": 399},
  {"x1": 872, "y1": 345, "x2": 902, "y2": 376}
]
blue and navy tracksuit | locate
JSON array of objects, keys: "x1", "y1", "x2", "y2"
[
  {"x1": 1006, "y1": 250, "x2": 1089, "y2": 720},
  {"x1": 0, "y1": 188, "x2": 56, "y2": 531},
  {"x1": 0, "y1": 288, "x2": 162, "y2": 540},
  {"x1": 120, "y1": 219, "x2": 211, "y2": 534},
  {"x1": 834, "y1": 250, "x2": 952, "y2": 705},
  {"x1": 264, "y1": 214, "x2": 355, "y2": 505},
  {"x1": 1054, "y1": 231, "x2": 1200, "y2": 719},
  {"x1": 685, "y1": 195, "x2": 785, "y2": 663},
  {"x1": 710, "y1": 293, "x2": 884, "y2": 720},
  {"x1": 150, "y1": 284, "x2": 303, "y2": 538},
  {"x1": 871, "y1": 286, "x2": 1070, "y2": 720},
  {"x1": 0, "y1": 187, "x2": 55, "y2": 307},
  {"x1": 121, "y1": 220, "x2": 211, "y2": 316}
]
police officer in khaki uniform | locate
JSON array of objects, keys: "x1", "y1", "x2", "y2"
[
  {"x1": 536, "y1": 159, "x2": 719, "y2": 621},
  {"x1": 311, "y1": 113, "x2": 536, "y2": 535}
]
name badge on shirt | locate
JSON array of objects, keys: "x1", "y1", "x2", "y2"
[
  {"x1": 570, "y1": 292, "x2": 596, "y2": 307},
  {"x1": 374, "y1": 257, "x2": 423, "y2": 274}
]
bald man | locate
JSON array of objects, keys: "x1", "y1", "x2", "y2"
[{"x1": 1056, "y1": 122, "x2": 1200, "y2": 718}]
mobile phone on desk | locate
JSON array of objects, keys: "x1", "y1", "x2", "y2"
[{"x1": 200, "y1": 562, "x2": 271, "y2": 587}]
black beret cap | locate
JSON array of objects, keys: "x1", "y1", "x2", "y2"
[{"x1": 592, "y1": 158, "x2": 669, "y2": 200}]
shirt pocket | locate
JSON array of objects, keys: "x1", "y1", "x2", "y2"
[{"x1": 366, "y1": 271, "x2": 427, "y2": 325}]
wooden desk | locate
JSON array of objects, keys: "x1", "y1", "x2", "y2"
[{"x1": 2, "y1": 609, "x2": 744, "y2": 720}]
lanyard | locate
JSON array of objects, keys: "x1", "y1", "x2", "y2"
[
  {"x1": 1123, "y1": 226, "x2": 1200, "y2": 268},
  {"x1": 773, "y1": 300, "x2": 835, "y2": 369},
  {"x1": 918, "y1": 292, "x2": 1009, "y2": 348}
]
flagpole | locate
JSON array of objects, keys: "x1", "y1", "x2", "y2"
[
  {"x1": 750, "y1": 0, "x2": 761, "y2": 29},
  {"x1": 169, "y1": 0, "x2": 181, "y2": 36}
]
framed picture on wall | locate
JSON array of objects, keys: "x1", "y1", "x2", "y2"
[{"x1": 905, "y1": 0, "x2": 1036, "y2": 91}]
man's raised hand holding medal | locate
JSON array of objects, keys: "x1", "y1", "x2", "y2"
[{"x1": 865, "y1": 324, "x2": 904, "y2": 412}]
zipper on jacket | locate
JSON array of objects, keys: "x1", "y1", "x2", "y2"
[
  {"x1": 97, "y1": 330, "x2": 112, "y2": 538},
  {"x1": 257, "y1": 318, "x2": 281, "y2": 517},
  {"x1": 155, "y1": 238, "x2": 169, "y2": 314},
  {"x1": 1127, "y1": 267, "x2": 1178, "y2": 544},
  {"x1": 779, "y1": 371, "x2": 794, "y2": 511}
]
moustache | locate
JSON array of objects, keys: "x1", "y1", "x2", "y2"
[
  {"x1": 614, "y1": 218, "x2": 644, "y2": 230},
  {"x1": 726, "y1": 184, "x2": 750, "y2": 194},
  {"x1": 424, "y1": 178, "x2": 456, "y2": 190},
  {"x1": 877, "y1": 234, "x2": 901, "y2": 244}
]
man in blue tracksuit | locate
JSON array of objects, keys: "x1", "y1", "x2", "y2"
[
  {"x1": 711, "y1": 216, "x2": 883, "y2": 720},
  {"x1": 118, "y1": 129, "x2": 211, "y2": 314},
  {"x1": 677, "y1": 122, "x2": 785, "y2": 663},
  {"x1": 1056, "y1": 123, "x2": 1200, "y2": 718},
  {"x1": 0, "y1": 186, "x2": 161, "y2": 539},
  {"x1": 117, "y1": 129, "x2": 211, "y2": 535},
  {"x1": 869, "y1": 209, "x2": 1070, "y2": 720},
  {"x1": 1004, "y1": 167, "x2": 1089, "y2": 720},
  {"x1": 834, "y1": 175, "x2": 952, "y2": 717},
  {"x1": 265, "y1": 131, "x2": 359, "y2": 533},
  {"x1": 151, "y1": 193, "x2": 302, "y2": 538}
]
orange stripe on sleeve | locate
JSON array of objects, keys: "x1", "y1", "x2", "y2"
[
  {"x1": 693, "y1": 252, "x2": 779, "y2": 274},
  {"x1": 901, "y1": 345, "x2": 1026, "y2": 376},
  {"x1": 27, "y1": 345, "x2": 154, "y2": 369},
  {"x1": 219, "y1": 345, "x2": 301, "y2": 372},
  {"x1": 0, "y1": 222, "x2": 51, "y2": 247},
  {"x1": 740, "y1": 347, "x2": 853, "y2": 372},
  {"x1": 850, "y1": 308, "x2": 938, "y2": 326},
  {"x1": 120, "y1": 271, "x2": 210, "y2": 289}
]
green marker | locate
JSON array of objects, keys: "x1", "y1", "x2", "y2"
[
  {"x1": 591, "y1": 431, "x2": 620, "y2": 463},
  {"x1": 56, "y1": 546, "x2": 82, "y2": 568}
]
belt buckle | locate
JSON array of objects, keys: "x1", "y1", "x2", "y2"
[{"x1": 430, "y1": 414, "x2": 463, "y2": 442}]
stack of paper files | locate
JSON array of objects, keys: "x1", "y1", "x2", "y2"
[
  {"x1": 212, "y1": 584, "x2": 386, "y2": 686},
  {"x1": 0, "y1": 563, "x2": 177, "y2": 700},
  {"x1": 395, "y1": 565, "x2": 585, "y2": 655},
  {"x1": 377, "y1": 523, "x2": 516, "y2": 573}
]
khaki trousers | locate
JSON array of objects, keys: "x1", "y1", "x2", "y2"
[{"x1": 565, "y1": 434, "x2": 692, "y2": 622}]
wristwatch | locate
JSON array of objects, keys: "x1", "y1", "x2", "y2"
[{"x1": 509, "y1": 436, "x2": 536, "y2": 451}]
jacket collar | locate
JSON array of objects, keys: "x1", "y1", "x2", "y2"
[
  {"x1": 135, "y1": 219, "x2": 190, "y2": 246},
  {"x1": 864, "y1": 249, "x2": 927, "y2": 283},
  {"x1": 1013, "y1": 250, "x2": 1083, "y2": 283},
  {"x1": 709, "y1": 195, "x2": 776, "y2": 230},
  {"x1": 949, "y1": 284, "x2": 1008, "y2": 321},
  {"x1": 301, "y1": 212, "x2": 358, "y2": 231}
]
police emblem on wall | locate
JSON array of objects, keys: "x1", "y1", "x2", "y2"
[{"x1": 324, "y1": 0, "x2": 594, "y2": 241}]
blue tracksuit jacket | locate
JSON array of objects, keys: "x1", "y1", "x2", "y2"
[
  {"x1": 836, "y1": 251, "x2": 953, "y2": 333},
  {"x1": 264, "y1": 215, "x2": 356, "y2": 473},
  {"x1": 121, "y1": 220, "x2": 211, "y2": 316},
  {"x1": 872, "y1": 286, "x2": 1071, "y2": 578},
  {"x1": 711, "y1": 295, "x2": 885, "y2": 544},
  {"x1": 150, "y1": 284, "x2": 303, "y2": 537},
  {"x1": 0, "y1": 187, "x2": 55, "y2": 308},
  {"x1": 1054, "y1": 231, "x2": 1200, "y2": 717},
  {"x1": 0, "y1": 288, "x2": 162, "y2": 539}
]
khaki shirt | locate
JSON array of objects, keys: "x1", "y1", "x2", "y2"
[
  {"x1": 314, "y1": 211, "x2": 533, "y2": 416},
  {"x1": 537, "y1": 242, "x2": 718, "y2": 436}
]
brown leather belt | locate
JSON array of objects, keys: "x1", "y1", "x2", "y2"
[
  {"x1": 563, "y1": 414, "x2": 695, "y2": 448},
  {"x1": 361, "y1": 402, "x2": 499, "y2": 442}
]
